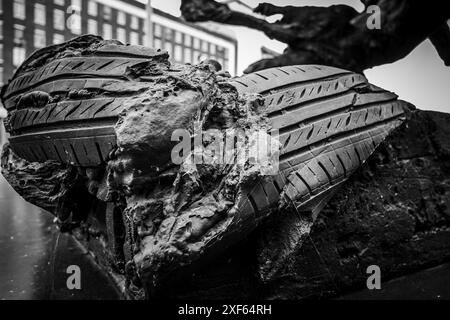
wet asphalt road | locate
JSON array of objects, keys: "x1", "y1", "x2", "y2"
[{"x1": 0, "y1": 173, "x2": 120, "y2": 300}]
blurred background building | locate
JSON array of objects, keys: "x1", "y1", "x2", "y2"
[
  {"x1": 260, "y1": 45, "x2": 280, "y2": 60},
  {"x1": 0, "y1": 0, "x2": 238, "y2": 87}
]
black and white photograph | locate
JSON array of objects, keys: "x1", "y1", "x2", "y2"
[{"x1": 0, "y1": 0, "x2": 449, "y2": 310}]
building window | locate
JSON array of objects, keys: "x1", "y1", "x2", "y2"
[
  {"x1": 154, "y1": 23, "x2": 162, "y2": 37},
  {"x1": 14, "y1": 25, "x2": 25, "y2": 46},
  {"x1": 210, "y1": 44, "x2": 216, "y2": 55},
  {"x1": 88, "y1": 1, "x2": 97, "y2": 16},
  {"x1": 217, "y1": 46, "x2": 226, "y2": 58},
  {"x1": 130, "y1": 16, "x2": 139, "y2": 30},
  {"x1": 103, "y1": 6, "x2": 112, "y2": 21},
  {"x1": 34, "y1": 29, "x2": 46, "y2": 48},
  {"x1": 54, "y1": 0, "x2": 65, "y2": 6},
  {"x1": 165, "y1": 42, "x2": 173, "y2": 57},
  {"x1": 117, "y1": 27, "x2": 126, "y2": 43},
  {"x1": 0, "y1": 21, "x2": 3, "y2": 40},
  {"x1": 0, "y1": 0, "x2": 3, "y2": 14},
  {"x1": 223, "y1": 60, "x2": 229, "y2": 71},
  {"x1": 53, "y1": 34, "x2": 65, "y2": 44},
  {"x1": 0, "y1": 44, "x2": 3, "y2": 62},
  {"x1": 184, "y1": 48, "x2": 191, "y2": 63},
  {"x1": 34, "y1": 3, "x2": 46, "y2": 26},
  {"x1": 175, "y1": 31, "x2": 182, "y2": 44},
  {"x1": 193, "y1": 38, "x2": 200, "y2": 49},
  {"x1": 103, "y1": 23, "x2": 112, "y2": 39},
  {"x1": 117, "y1": 11, "x2": 126, "y2": 25},
  {"x1": 174, "y1": 45, "x2": 182, "y2": 62},
  {"x1": 184, "y1": 35, "x2": 191, "y2": 47},
  {"x1": 164, "y1": 28, "x2": 173, "y2": 41},
  {"x1": 0, "y1": 67, "x2": 3, "y2": 85},
  {"x1": 88, "y1": 19, "x2": 97, "y2": 34},
  {"x1": 154, "y1": 38, "x2": 162, "y2": 50},
  {"x1": 13, "y1": 0, "x2": 26, "y2": 20},
  {"x1": 130, "y1": 32, "x2": 139, "y2": 45},
  {"x1": 193, "y1": 50, "x2": 201, "y2": 63},
  {"x1": 54, "y1": 9, "x2": 66, "y2": 31},
  {"x1": 201, "y1": 41, "x2": 207, "y2": 52},
  {"x1": 13, "y1": 47, "x2": 26, "y2": 67}
]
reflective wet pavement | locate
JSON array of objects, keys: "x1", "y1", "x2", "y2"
[
  {"x1": 0, "y1": 173, "x2": 121, "y2": 300},
  {"x1": 341, "y1": 263, "x2": 450, "y2": 300}
]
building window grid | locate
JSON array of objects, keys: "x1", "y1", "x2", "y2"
[
  {"x1": 103, "y1": 5, "x2": 112, "y2": 21},
  {"x1": 184, "y1": 34, "x2": 191, "y2": 47},
  {"x1": 164, "y1": 26, "x2": 173, "y2": 42},
  {"x1": 13, "y1": 0, "x2": 26, "y2": 20},
  {"x1": 154, "y1": 38, "x2": 162, "y2": 50},
  {"x1": 117, "y1": 11, "x2": 126, "y2": 26},
  {"x1": 54, "y1": 0, "x2": 66, "y2": 6},
  {"x1": 14, "y1": 24, "x2": 25, "y2": 46},
  {"x1": 165, "y1": 41, "x2": 173, "y2": 58},
  {"x1": 193, "y1": 37, "x2": 200, "y2": 50},
  {"x1": 201, "y1": 40, "x2": 208, "y2": 53},
  {"x1": 174, "y1": 44, "x2": 182, "y2": 63},
  {"x1": 103, "y1": 23, "x2": 112, "y2": 40},
  {"x1": 53, "y1": 33, "x2": 65, "y2": 44},
  {"x1": 13, "y1": 46, "x2": 26, "y2": 67},
  {"x1": 176, "y1": 33, "x2": 230, "y2": 68},
  {"x1": 88, "y1": 19, "x2": 97, "y2": 35},
  {"x1": 154, "y1": 23, "x2": 162, "y2": 37},
  {"x1": 53, "y1": 9, "x2": 66, "y2": 31},
  {"x1": 174, "y1": 31, "x2": 182, "y2": 44},
  {"x1": 13, "y1": 23, "x2": 26, "y2": 68},
  {"x1": 130, "y1": 16, "x2": 139, "y2": 30},
  {"x1": 88, "y1": 1, "x2": 98, "y2": 17},
  {"x1": 34, "y1": 28, "x2": 46, "y2": 49},
  {"x1": 130, "y1": 31, "x2": 139, "y2": 45},
  {"x1": 117, "y1": 27, "x2": 127, "y2": 44},
  {"x1": 34, "y1": 3, "x2": 46, "y2": 26}
]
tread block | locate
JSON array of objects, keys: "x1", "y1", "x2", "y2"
[
  {"x1": 248, "y1": 182, "x2": 271, "y2": 213},
  {"x1": 230, "y1": 65, "x2": 353, "y2": 94},
  {"x1": 264, "y1": 73, "x2": 367, "y2": 114},
  {"x1": 4, "y1": 57, "x2": 153, "y2": 99}
]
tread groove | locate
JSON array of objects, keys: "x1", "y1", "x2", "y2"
[
  {"x1": 336, "y1": 154, "x2": 347, "y2": 177},
  {"x1": 295, "y1": 172, "x2": 312, "y2": 194},
  {"x1": 247, "y1": 194, "x2": 260, "y2": 215},
  {"x1": 70, "y1": 144, "x2": 81, "y2": 165},
  {"x1": 95, "y1": 142, "x2": 104, "y2": 162},
  {"x1": 93, "y1": 100, "x2": 115, "y2": 117},
  {"x1": 53, "y1": 144, "x2": 63, "y2": 162},
  {"x1": 273, "y1": 180, "x2": 282, "y2": 193},
  {"x1": 318, "y1": 161, "x2": 333, "y2": 184},
  {"x1": 64, "y1": 101, "x2": 84, "y2": 120},
  {"x1": 354, "y1": 146, "x2": 362, "y2": 165}
]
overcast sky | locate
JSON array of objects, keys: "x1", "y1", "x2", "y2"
[{"x1": 145, "y1": 0, "x2": 450, "y2": 113}]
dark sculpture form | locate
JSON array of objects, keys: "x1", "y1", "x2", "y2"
[
  {"x1": 0, "y1": 1, "x2": 449, "y2": 300},
  {"x1": 181, "y1": 0, "x2": 450, "y2": 73},
  {"x1": 0, "y1": 35, "x2": 411, "y2": 298}
]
